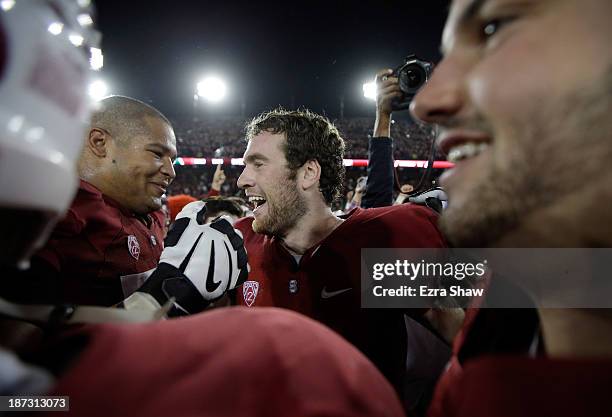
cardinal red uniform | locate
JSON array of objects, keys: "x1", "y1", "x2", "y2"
[
  {"x1": 431, "y1": 355, "x2": 612, "y2": 417},
  {"x1": 42, "y1": 308, "x2": 405, "y2": 417},
  {"x1": 31, "y1": 180, "x2": 165, "y2": 306},
  {"x1": 235, "y1": 204, "x2": 446, "y2": 393}
]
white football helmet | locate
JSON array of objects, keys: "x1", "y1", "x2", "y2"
[{"x1": 0, "y1": 0, "x2": 100, "y2": 268}]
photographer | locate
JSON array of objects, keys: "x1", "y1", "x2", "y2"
[
  {"x1": 361, "y1": 69, "x2": 400, "y2": 208},
  {"x1": 364, "y1": 62, "x2": 448, "y2": 215}
]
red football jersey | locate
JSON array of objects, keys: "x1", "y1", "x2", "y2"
[
  {"x1": 33, "y1": 180, "x2": 165, "y2": 306},
  {"x1": 235, "y1": 204, "x2": 447, "y2": 393},
  {"x1": 44, "y1": 307, "x2": 405, "y2": 417},
  {"x1": 428, "y1": 279, "x2": 540, "y2": 417},
  {"x1": 432, "y1": 355, "x2": 612, "y2": 417}
]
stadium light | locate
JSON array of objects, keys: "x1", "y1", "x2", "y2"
[
  {"x1": 68, "y1": 33, "x2": 85, "y2": 47},
  {"x1": 88, "y1": 79, "x2": 109, "y2": 101},
  {"x1": 0, "y1": 0, "x2": 15, "y2": 11},
  {"x1": 48, "y1": 22, "x2": 64, "y2": 35},
  {"x1": 90, "y1": 47, "x2": 104, "y2": 70},
  {"x1": 77, "y1": 13, "x2": 94, "y2": 27},
  {"x1": 363, "y1": 80, "x2": 377, "y2": 101},
  {"x1": 196, "y1": 76, "x2": 227, "y2": 102}
]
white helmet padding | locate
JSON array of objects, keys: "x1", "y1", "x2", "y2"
[{"x1": 0, "y1": 0, "x2": 99, "y2": 267}]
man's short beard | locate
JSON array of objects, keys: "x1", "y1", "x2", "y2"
[
  {"x1": 252, "y1": 173, "x2": 308, "y2": 237},
  {"x1": 441, "y1": 69, "x2": 612, "y2": 247}
]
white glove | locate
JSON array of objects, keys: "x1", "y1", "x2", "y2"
[
  {"x1": 407, "y1": 187, "x2": 448, "y2": 213},
  {"x1": 136, "y1": 201, "x2": 249, "y2": 316},
  {"x1": 407, "y1": 187, "x2": 448, "y2": 204}
]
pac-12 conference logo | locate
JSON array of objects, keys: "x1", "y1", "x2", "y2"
[
  {"x1": 243, "y1": 280, "x2": 259, "y2": 307},
  {"x1": 127, "y1": 235, "x2": 140, "y2": 260}
]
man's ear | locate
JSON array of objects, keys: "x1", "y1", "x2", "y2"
[
  {"x1": 86, "y1": 128, "x2": 110, "y2": 157},
  {"x1": 299, "y1": 159, "x2": 321, "y2": 191}
]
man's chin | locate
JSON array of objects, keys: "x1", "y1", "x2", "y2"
[
  {"x1": 142, "y1": 197, "x2": 163, "y2": 214},
  {"x1": 252, "y1": 218, "x2": 273, "y2": 236},
  {"x1": 439, "y1": 214, "x2": 486, "y2": 247},
  {"x1": 440, "y1": 200, "x2": 519, "y2": 248}
]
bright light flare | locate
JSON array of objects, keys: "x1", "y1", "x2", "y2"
[
  {"x1": 0, "y1": 0, "x2": 15, "y2": 11},
  {"x1": 68, "y1": 33, "x2": 84, "y2": 47},
  {"x1": 196, "y1": 77, "x2": 227, "y2": 102},
  {"x1": 77, "y1": 13, "x2": 94, "y2": 27},
  {"x1": 90, "y1": 47, "x2": 103, "y2": 70},
  {"x1": 363, "y1": 80, "x2": 377, "y2": 101},
  {"x1": 48, "y1": 22, "x2": 64, "y2": 36},
  {"x1": 88, "y1": 79, "x2": 108, "y2": 101}
]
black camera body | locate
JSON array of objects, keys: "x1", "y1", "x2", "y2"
[{"x1": 391, "y1": 54, "x2": 434, "y2": 111}]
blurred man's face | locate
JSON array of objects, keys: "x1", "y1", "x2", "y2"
[
  {"x1": 411, "y1": 0, "x2": 612, "y2": 246},
  {"x1": 237, "y1": 131, "x2": 307, "y2": 237},
  {"x1": 108, "y1": 116, "x2": 177, "y2": 214}
]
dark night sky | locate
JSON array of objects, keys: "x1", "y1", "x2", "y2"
[{"x1": 95, "y1": 0, "x2": 449, "y2": 120}]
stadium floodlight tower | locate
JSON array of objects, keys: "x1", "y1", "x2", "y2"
[{"x1": 196, "y1": 76, "x2": 227, "y2": 102}]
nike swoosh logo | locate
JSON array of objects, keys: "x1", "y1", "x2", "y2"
[
  {"x1": 179, "y1": 233, "x2": 203, "y2": 273},
  {"x1": 205, "y1": 240, "x2": 221, "y2": 293},
  {"x1": 321, "y1": 287, "x2": 352, "y2": 299},
  {"x1": 178, "y1": 231, "x2": 221, "y2": 293}
]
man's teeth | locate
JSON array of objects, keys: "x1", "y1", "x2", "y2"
[
  {"x1": 447, "y1": 142, "x2": 489, "y2": 163},
  {"x1": 248, "y1": 196, "x2": 266, "y2": 208}
]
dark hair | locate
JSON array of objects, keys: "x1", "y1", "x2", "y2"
[
  {"x1": 202, "y1": 197, "x2": 244, "y2": 221},
  {"x1": 245, "y1": 108, "x2": 345, "y2": 205}
]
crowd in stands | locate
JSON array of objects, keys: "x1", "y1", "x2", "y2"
[
  {"x1": 167, "y1": 163, "x2": 440, "y2": 214},
  {"x1": 167, "y1": 164, "x2": 368, "y2": 210},
  {"x1": 168, "y1": 116, "x2": 443, "y2": 205},
  {"x1": 171, "y1": 116, "x2": 442, "y2": 161}
]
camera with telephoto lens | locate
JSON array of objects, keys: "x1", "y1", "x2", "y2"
[{"x1": 390, "y1": 54, "x2": 434, "y2": 111}]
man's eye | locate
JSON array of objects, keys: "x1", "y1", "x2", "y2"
[
  {"x1": 150, "y1": 150, "x2": 162, "y2": 159},
  {"x1": 481, "y1": 16, "x2": 515, "y2": 40},
  {"x1": 482, "y1": 19, "x2": 501, "y2": 38},
  {"x1": 483, "y1": 20, "x2": 499, "y2": 37},
  {"x1": 254, "y1": 162, "x2": 263, "y2": 168}
]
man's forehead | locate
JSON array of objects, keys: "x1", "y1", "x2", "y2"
[
  {"x1": 131, "y1": 117, "x2": 176, "y2": 153},
  {"x1": 244, "y1": 131, "x2": 285, "y2": 155},
  {"x1": 441, "y1": 0, "x2": 537, "y2": 55},
  {"x1": 441, "y1": 0, "x2": 483, "y2": 55},
  {"x1": 142, "y1": 116, "x2": 175, "y2": 140}
]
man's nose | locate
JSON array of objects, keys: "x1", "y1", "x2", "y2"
[
  {"x1": 410, "y1": 56, "x2": 466, "y2": 125},
  {"x1": 161, "y1": 157, "x2": 176, "y2": 181},
  {"x1": 237, "y1": 166, "x2": 253, "y2": 189}
]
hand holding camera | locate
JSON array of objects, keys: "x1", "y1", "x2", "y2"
[
  {"x1": 376, "y1": 69, "x2": 402, "y2": 116},
  {"x1": 373, "y1": 69, "x2": 400, "y2": 137},
  {"x1": 373, "y1": 55, "x2": 433, "y2": 137},
  {"x1": 389, "y1": 55, "x2": 433, "y2": 111}
]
